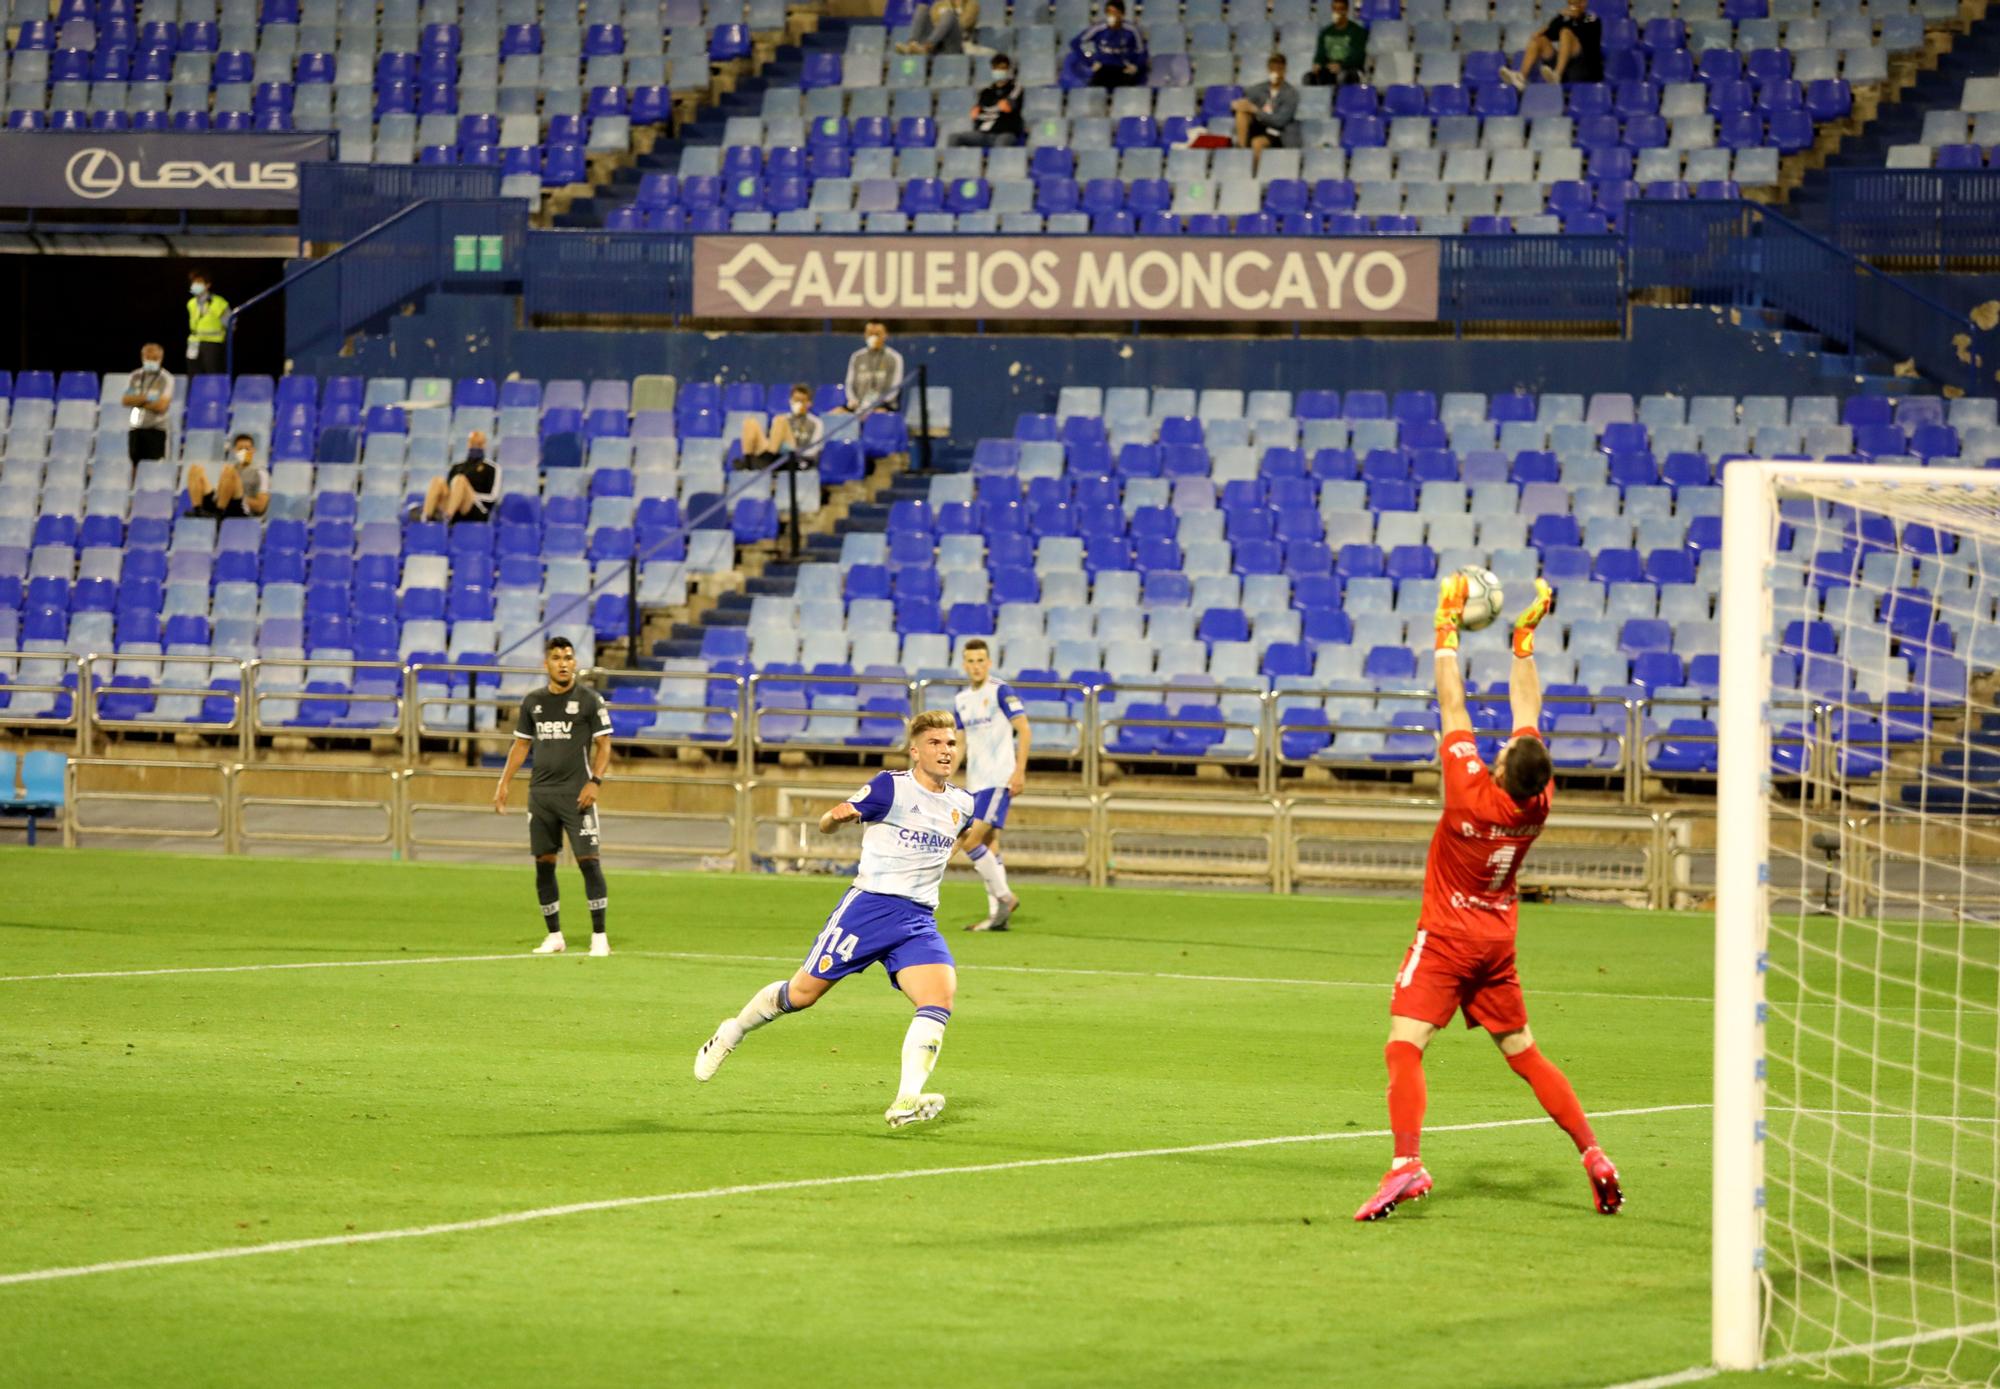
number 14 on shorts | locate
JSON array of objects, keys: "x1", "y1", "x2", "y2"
[{"x1": 809, "y1": 922, "x2": 859, "y2": 973}]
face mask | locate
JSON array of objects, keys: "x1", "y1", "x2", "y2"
[
  {"x1": 791, "y1": 400, "x2": 809, "y2": 416},
  {"x1": 993, "y1": 68, "x2": 1010, "y2": 81},
  {"x1": 142, "y1": 357, "x2": 161, "y2": 370},
  {"x1": 237, "y1": 448, "x2": 252, "y2": 463},
  {"x1": 191, "y1": 282, "x2": 207, "y2": 295},
  {"x1": 867, "y1": 335, "x2": 883, "y2": 350},
  {"x1": 1269, "y1": 70, "x2": 1283, "y2": 83}
]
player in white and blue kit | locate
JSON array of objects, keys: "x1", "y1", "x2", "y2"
[
  {"x1": 693, "y1": 711, "x2": 988, "y2": 1128},
  {"x1": 951, "y1": 639, "x2": 1031, "y2": 931}
]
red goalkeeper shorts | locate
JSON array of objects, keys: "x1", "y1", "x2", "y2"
[{"x1": 1389, "y1": 928, "x2": 1529, "y2": 1034}]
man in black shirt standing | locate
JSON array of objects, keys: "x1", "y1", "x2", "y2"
[
  {"x1": 951, "y1": 53, "x2": 1025, "y2": 147},
  {"x1": 495, "y1": 636, "x2": 615, "y2": 956},
  {"x1": 412, "y1": 428, "x2": 500, "y2": 523},
  {"x1": 1502, "y1": 0, "x2": 1603, "y2": 89}
]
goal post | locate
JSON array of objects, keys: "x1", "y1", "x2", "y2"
[
  {"x1": 1715, "y1": 459, "x2": 2000, "y2": 1384},
  {"x1": 1714, "y1": 459, "x2": 1773, "y2": 1372}
]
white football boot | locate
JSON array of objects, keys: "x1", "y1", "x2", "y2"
[
  {"x1": 885, "y1": 1093, "x2": 947, "y2": 1128},
  {"x1": 694, "y1": 1021, "x2": 743, "y2": 1082}
]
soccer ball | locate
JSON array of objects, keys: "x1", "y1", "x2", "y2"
[{"x1": 1458, "y1": 566, "x2": 1505, "y2": 631}]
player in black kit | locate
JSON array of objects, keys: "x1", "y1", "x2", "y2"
[{"x1": 494, "y1": 636, "x2": 615, "y2": 956}]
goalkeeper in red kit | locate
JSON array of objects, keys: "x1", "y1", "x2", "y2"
[{"x1": 1353, "y1": 573, "x2": 1624, "y2": 1222}]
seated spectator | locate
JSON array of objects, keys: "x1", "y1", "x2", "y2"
[
  {"x1": 952, "y1": 52, "x2": 1025, "y2": 147},
  {"x1": 186, "y1": 432, "x2": 267, "y2": 518},
  {"x1": 896, "y1": 0, "x2": 977, "y2": 55},
  {"x1": 412, "y1": 429, "x2": 499, "y2": 523},
  {"x1": 1502, "y1": 0, "x2": 1603, "y2": 88},
  {"x1": 839, "y1": 322, "x2": 906, "y2": 414},
  {"x1": 1234, "y1": 54, "x2": 1299, "y2": 169},
  {"x1": 741, "y1": 383, "x2": 827, "y2": 467},
  {"x1": 121, "y1": 341, "x2": 174, "y2": 464},
  {"x1": 1306, "y1": 0, "x2": 1368, "y2": 86},
  {"x1": 1064, "y1": 0, "x2": 1148, "y2": 90}
]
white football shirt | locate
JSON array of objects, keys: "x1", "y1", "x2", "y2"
[
  {"x1": 952, "y1": 679, "x2": 1026, "y2": 791},
  {"x1": 846, "y1": 770, "x2": 975, "y2": 908}
]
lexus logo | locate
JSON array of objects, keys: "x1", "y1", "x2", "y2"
[
  {"x1": 64, "y1": 147, "x2": 123, "y2": 199},
  {"x1": 58, "y1": 145, "x2": 303, "y2": 201}
]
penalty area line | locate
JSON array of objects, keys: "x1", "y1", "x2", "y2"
[{"x1": 0, "y1": 1103, "x2": 1707, "y2": 1288}]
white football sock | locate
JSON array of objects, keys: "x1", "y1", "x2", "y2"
[
  {"x1": 970, "y1": 847, "x2": 1010, "y2": 898},
  {"x1": 731, "y1": 980, "x2": 791, "y2": 1039},
  {"x1": 898, "y1": 1007, "x2": 951, "y2": 1097}
]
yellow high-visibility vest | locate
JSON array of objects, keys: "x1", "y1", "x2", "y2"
[{"x1": 187, "y1": 293, "x2": 229, "y2": 344}]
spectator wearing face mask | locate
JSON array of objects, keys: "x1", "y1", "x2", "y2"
[
  {"x1": 186, "y1": 432, "x2": 267, "y2": 519},
  {"x1": 1233, "y1": 53, "x2": 1299, "y2": 171},
  {"x1": 740, "y1": 384, "x2": 826, "y2": 467},
  {"x1": 896, "y1": 0, "x2": 978, "y2": 55},
  {"x1": 952, "y1": 53, "x2": 1025, "y2": 147},
  {"x1": 840, "y1": 323, "x2": 905, "y2": 414},
  {"x1": 1064, "y1": 0, "x2": 1148, "y2": 90},
  {"x1": 1306, "y1": 0, "x2": 1368, "y2": 86},
  {"x1": 412, "y1": 429, "x2": 500, "y2": 523},
  {"x1": 121, "y1": 342, "x2": 174, "y2": 465},
  {"x1": 185, "y1": 268, "x2": 230, "y2": 377}
]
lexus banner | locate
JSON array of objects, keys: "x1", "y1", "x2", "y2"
[
  {"x1": 0, "y1": 132, "x2": 334, "y2": 210},
  {"x1": 693, "y1": 235, "x2": 1440, "y2": 322}
]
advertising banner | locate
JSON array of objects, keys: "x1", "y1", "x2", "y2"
[
  {"x1": 693, "y1": 235, "x2": 1441, "y2": 322},
  {"x1": 0, "y1": 133, "x2": 334, "y2": 209}
]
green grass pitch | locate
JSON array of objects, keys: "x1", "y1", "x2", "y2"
[{"x1": 0, "y1": 848, "x2": 1890, "y2": 1388}]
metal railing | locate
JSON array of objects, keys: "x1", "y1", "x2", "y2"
[
  {"x1": 1826, "y1": 168, "x2": 2000, "y2": 268},
  {"x1": 56, "y1": 755, "x2": 1690, "y2": 902},
  {"x1": 237, "y1": 195, "x2": 529, "y2": 374},
  {"x1": 298, "y1": 163, "x2": 505, "y2": 246},
  {"x1": 32, "y1": 659, "x2": 1988, "y2": 914},
  {"x1": 522, "y1": 229, "x2": 696, "y2": 319},
  {"x1": 1625, "y1": 199, "x2": 1988, "y2": 395},
  {"x1": 9, "y1": 657, "x2": 1964, "y2": 803}
]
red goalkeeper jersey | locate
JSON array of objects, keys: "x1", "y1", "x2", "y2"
[{"x1": 1418, "y1": 727, "x2": 1553, "y2": 943}]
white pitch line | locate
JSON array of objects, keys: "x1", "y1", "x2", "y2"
[
  {"x1": 0, "y1": 1102, "x2": 1708, "y2": 1288},
  {"x1": 0, "y1": 953, "x2": 531, "y2": 983},
  {"x1": 0, "y1": 946, "x2": 1710, "y2": 1003},
  {"x1": 1598, "y1": 1368, "x2": 1721, "y2": 1389},
  {"x1": 649, "y1": 949, "x2": 1718, "y2": 1006},
  {"x1": 1599, "y1": 1317, "x2": 2000, "y2": 1389}
]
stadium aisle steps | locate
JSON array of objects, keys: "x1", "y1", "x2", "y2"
[
  {"x1": 1727, "y1": 305, "x2": 1918, "y2": 397},
  {"x1": 1790, "y1": 3, "x2": 2000, "y2": 219},
  {"x1": 560, "y1": 19, "x2": 858, "y2": 227},
  {"x1": 655, "y1": 435, "x2": 969, "y2": 662}
]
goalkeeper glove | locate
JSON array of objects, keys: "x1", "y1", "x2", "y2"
[
  {"x1": 1434, "y1": 572, "x2": 1469, "y2": 653},
  {"x1": 1511, "y1": 578, "x2": 1555, "y2": 658}
]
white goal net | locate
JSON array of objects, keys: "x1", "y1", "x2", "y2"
[{"x1": 1717, "y1": 462, "x2": 2000, "y2": 1385}]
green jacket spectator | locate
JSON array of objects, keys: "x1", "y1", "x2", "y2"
[{"x1": 1308, "y1": 0, "x2": 1368, "y2": 85}]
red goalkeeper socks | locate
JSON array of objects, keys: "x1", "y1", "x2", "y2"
[
  {"x1": 1384, "y1": 1040, "x2": 1427, "y2": 1160},
  {"x1": 1506, "y1": 1044, "x2": 1597, "y2": 1153}
]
